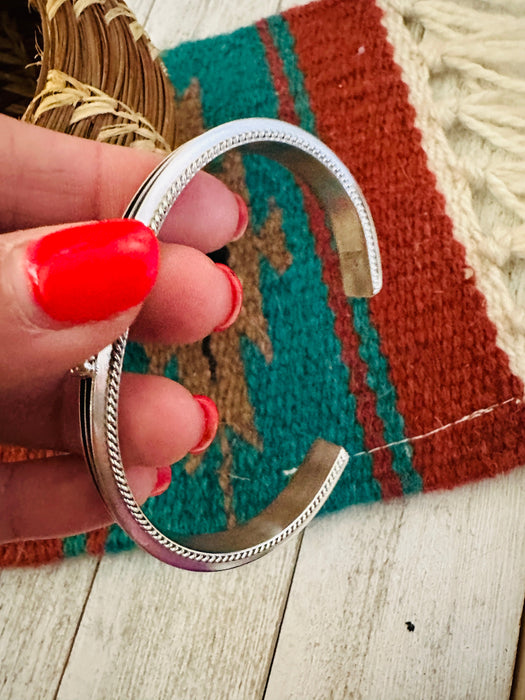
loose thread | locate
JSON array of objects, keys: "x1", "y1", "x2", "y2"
[
  {"x1": 349, "y1": 397, "x2": 521, "y2": 460},
  {"x1": 281, "y1": 397, "x2": 522, "y2": 478}
]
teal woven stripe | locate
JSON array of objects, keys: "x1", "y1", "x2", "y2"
[
  {"x1": 163, "y1": 26, "x2": 279, "y2": 125},
  {"x1": 351, "y1": 299, "x2": 422, "y2": 494},
  {"x1": 240, "y1": 153, "x2": 380, "y2": 518},
  {"x1": 266, "y1": 15, "x2": 316, "y2": 133},
  {"x1": 273, "y1": 17, "x2": 421, "y2": 496},
  {"x1": 63, "y1": 534, "x2": 86, "y2": 558},
  {"x1": 160, "y1": 25, "x2": 380, "y2": 523}
]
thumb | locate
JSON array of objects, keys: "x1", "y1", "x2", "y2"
[{"x1": 0, "y1": 219, "x2": 159, "y2": 388}]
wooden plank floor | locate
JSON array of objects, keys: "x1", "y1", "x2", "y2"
[{"x1": 1, "y1": 2, "x2": 524, "y2": 698}]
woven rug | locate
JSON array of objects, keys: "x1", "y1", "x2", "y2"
[{"x1": 2, "y1": 0, "x2": 525, "y2": 566}]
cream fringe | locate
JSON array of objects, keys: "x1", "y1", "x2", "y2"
[
  {"x1": 379, "y1": 0, "x2": 525, "y2": 386},
  {"x1": 26, "y1": 69, "x2": 171, "y2": 153}
]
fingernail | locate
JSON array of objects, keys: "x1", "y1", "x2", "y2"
[
  {"x1": 151, "y1": 466, "x2": 172, "y2": 497},
  {"x1": 213, "y1": 264, "x2": 243, "y2": 332},
  {"x1": 232, "y1": 193, "x2": 249, "y2": 241},
  {"x1": 26, "y1": 219, "x2": 159, "y2": 324},
  {"x1": 190, "y1": 395, "x2": 219, "y2": 454}
]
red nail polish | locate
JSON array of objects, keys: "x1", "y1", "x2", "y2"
[
  {"x1": 190, "y1": 395, "x2": 219, "y2": 455},
  {"x1": 151, "y1": 466, "x2": 172, "y2": 497},
  {"x1": 213, "y1": 264, "x2": 243, "y2": 332},
  {"x1": 26, "y1": 219, "x2": 159, "y2": 323},
  {"x1": 232, "y1": 193, "x2": 249, "y2": 241}
]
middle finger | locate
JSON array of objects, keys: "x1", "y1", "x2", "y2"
[
  {"x1": 0, "y1": 372, "x2": 217, "y2": 467},
  {"x1": 131, "y1": 242, "x2": 243, "y2": 344}
]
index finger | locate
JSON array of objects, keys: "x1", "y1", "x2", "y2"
[{"x1": 0, "y1": 115, "x2": 247, "y2": 252}]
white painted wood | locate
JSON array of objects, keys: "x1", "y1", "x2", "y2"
[
  {"x1": 140, "y1": 0, "x2": 282, "y2": 50},
  {"x1": 512, "y1": 622, "x2": 525, "y2": 700},
  {"x1": 55, "y1": 541, "x2": 300, "y2": 700},
  {"x1": 127, "y1": 0, "x2": 155, "y2": 26},
  {"x1": 266, "y1": 467, "x2": 525, "y2": 700},
  {"x1": 278, "y1": 0, "x2": 311, "y2": 10},
  {"x1": 0, "y1": 558, "x2": 99, "y2": 700}
]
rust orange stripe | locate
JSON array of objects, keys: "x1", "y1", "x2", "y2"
[
  {"x1": 256, "y1": 19, "x2": 300, "y2": 125},
  {"x1": 284, "y1": 0, "x2": 525, "y2": 489}
]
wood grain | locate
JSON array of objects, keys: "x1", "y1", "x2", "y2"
[
  {"x1": 0, "y1": 558, "x2": 99, "y2": 700},
  {"x1": 511, "y1": 608, "x2": 525, "y2": 700},
  {"x1": 265, "y1": 467, "x2": 525, "y2": 700},
  {"x1": 55, "y1": 542, "x2": 300, "y2": 700},
  {"x1": 142, "y1": 0, "x2": 282, "y2": 49},
  {"x1": 127, "y1": 0, "x2": 154, "y2": 25}
]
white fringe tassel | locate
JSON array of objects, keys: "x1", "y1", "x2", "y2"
[{"x1": 392, "y1": 0, "x2": 525, "y2": 303}]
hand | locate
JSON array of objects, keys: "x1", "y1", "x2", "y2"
[{"x1": 0, "y1": 115, "x2": 247, "y2": 544}]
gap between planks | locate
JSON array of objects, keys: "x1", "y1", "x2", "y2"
[
  {"x1": 54, "y1": 539, "x2": 302, "y2": 700},
  {"x1": 264, "y1": 466, "x2": 525, "y2": 700},
  {"x1": 511, "y1": 600, "x2": 525, "y2": 700},
  {"x1": 52, "y1": 559, "x2": 102, "y2": 700}
]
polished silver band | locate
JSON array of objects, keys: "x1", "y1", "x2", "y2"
[{"x1": 77, "y1": 118, "x2": 382, "y2": 571}]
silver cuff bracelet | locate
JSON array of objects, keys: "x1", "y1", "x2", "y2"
[{"x1": 76, "y1": 117, "x2": 382, "y2": 571}]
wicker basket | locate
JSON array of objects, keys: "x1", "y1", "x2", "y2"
[{"x1": 1, "y1": 0, "x2": 176, "y2": 149}]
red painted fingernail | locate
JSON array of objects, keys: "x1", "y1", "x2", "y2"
[
  {"x1": 232, "y1": 193, "x2": 249, "y2": 241},
  {"x1": 26, "y1": 219, "x2": 159, "y2": 324},
  {"x1": 151, "y1": 466, "x2": 172, "y2": 497},
  {"x1": 213, "y1": 263, "x2": 243, "y2": 332},
  {"x1": 190, "y1": 395, "x2": 219, "y2": 454}
]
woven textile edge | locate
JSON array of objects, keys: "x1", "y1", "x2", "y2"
[{"x1": 377, "y1": 0, "x2": 525, "y2": 390}]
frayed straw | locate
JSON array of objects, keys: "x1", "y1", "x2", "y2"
[{"x1": 28, "y1": 68, "x2": 171, "y2": 152}]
